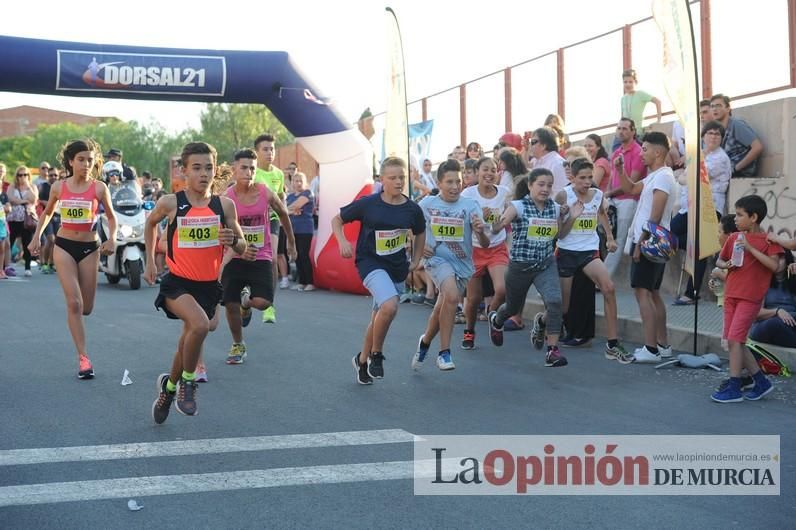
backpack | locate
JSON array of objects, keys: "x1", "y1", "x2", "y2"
[{"x1": 746, "y1": 341, "x2": 792, "y2": 377}]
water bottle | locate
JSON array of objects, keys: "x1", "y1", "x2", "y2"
[{"x1": 731, "y1": 233, "x2": 745, "y2": 267}]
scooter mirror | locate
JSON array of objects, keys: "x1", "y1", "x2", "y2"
[{"x1": 143, "y1": 201, "x2": 156, "y2": 211}]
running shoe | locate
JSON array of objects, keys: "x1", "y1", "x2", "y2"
[
  {"x1": 152, "y1": 373, "x2": 175, "y2": 424},
  {"x1": 353, "y1": 353, "x2": 373, "y2": 385},
  {"x1": 4, "y1": 266, "x2": 15, "y2": 277},
  {"x1": 24, "y1": 269, "x2": 32, "y2": 277},
  {"x1": 367, "y1": 352, "x2": 385, "y2": 379},
  {"x1": 744, "y1": 377, "x2": 774, "y2": 401},
  {"x1": 561, "y1": 337, "x2": 592, "y2": 347},
  {"x1": 303, "y1": 284, "x2": 316, "y2": 292},
  {"x1": 195, "y1": 363, "x2": 208, "y2": 383},
  {"x1": 423, "y1": 297, "x2": 436, "y2": 307},
  {"x1": 544, "y1": 346, "x2": 568, "y2": 367},
  {"x1": 711, "y1": 381, "x2": 744, "y2": 403},
  {"x1": 633, "y1": 346, "x2": 661, "y2": 364},
  {"x1": 240, "y1": 287, "x2": 252, "y2": 327},
  {"x1": 487, "y1": 311, "x2": 503, "y2": 346},
  {"x1": 454, "y1": 310, "x2": 466, "y2": 325},
  {"x1": 411, "y1": 293, "x2": 426, "y2": 305},
  {"x1": 412, "y1": 335, "x2": 429, "y2": 371},
  {"x1": 503, "y1": 316, "x2": 524, "y2": 331},
  {"x1": 715, "y1": 376, "x2": 755, "y2": 393},
  {"x1": 262, "y1": 305, "x2": 276, "y2": 323},
  {"x1": 461, "y1": 329, "x2": 475, "y2": 350},
  {"x1": 40, "y1": 264, "x2": 50, "y2": 274},
  {"x1": 530, "y1": 312, "x2": 546, "y2": 350},
  {"x1": 605, "y1": 343, "x2": 634, "y2": 364},
  {"x1": 436, "y1": 350, "x2": 455, "y2": 371},
  {"x1": 658, "y1": 345, "x2": 673, "y2": 358},
  {"x1": 78, "y1": 354, "x2": 94, "y2": 379},
  {"x1": 226, "y1": 343, "x2": 247, "y2": 364},
  {"x1": 175, "y1": 379, "x2": 198, "y2": 416},
  {"x1": 279, "y1": 276, "x2": 290, "y2": 289}
]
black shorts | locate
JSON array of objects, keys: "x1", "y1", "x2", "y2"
[
  {"x1": 629, "y1": 244, "x2": 666, "y2": 291},
  {"x1": 221, "y1": 259, "x2": 274, "y2": 305},
  {"x1": 556, "y1": 249, "x2": 599, "y2": 278},
  {"x1": 269, "y1": 218, "x2": 280, "y2": 236},
  {"x1": 277, "y1": 227, "x2": 287, "y2": 257},
  {"x1": 155, "y1": 273, "x2": 222, "y2": 320},
  {"x1": 55, "y1": 236, "x2": 98, "y2": 264}
]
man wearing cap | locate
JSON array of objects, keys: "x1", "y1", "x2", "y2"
[{"x1": 106, "y1": 148, "x2": 137, "y2": 182}]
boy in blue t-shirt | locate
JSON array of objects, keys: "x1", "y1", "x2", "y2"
[
  {"x1": 413, "y1": 159, "x2": 489, "y2": 371},
  {"x1": 332, "y1": 157, "x2": 426, "y2": 385}
]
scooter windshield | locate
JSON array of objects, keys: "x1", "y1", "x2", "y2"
[{"x1": 112, "y1": 184, "x2": 142, "y2": 216}]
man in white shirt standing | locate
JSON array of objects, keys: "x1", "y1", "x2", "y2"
[{"x1": 616, "y1": 131, "x2": 677, "y2": 363}]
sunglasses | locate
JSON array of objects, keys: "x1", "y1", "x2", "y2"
[
  {"x1": 562, "y1": 161, "x2": 570, "y2": 169},
  {"x1": 530, "y1": 139, "x2": 540, "y2": 146},
  {"x1": 16, "y1": 172, "x2": 30, "y2": 177}
]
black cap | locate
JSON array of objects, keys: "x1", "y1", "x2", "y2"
[{"x1": 106, "y1": 148, "x2": 123, "y2": 158}]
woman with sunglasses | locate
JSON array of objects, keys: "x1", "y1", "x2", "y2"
[
  {"x1": 29, "y1": 140, "x2": 116, "y2": 379},
  {"x1": 465, "y1": 142, "x2": 483, "y2": 161},
  {"x1": 7, "y1": 166, "x2": 38, "y2": 276}
]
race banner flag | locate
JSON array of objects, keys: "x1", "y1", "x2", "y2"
[
  {"x1": 384, "y1": 7, "x2": 409, "y2": 185},
  {"x1": 653, "y1": 0, "x2": 720, "y2": 275},
  {"x1": 408, "y1": 120, "x2": 434, "y2": 172}
]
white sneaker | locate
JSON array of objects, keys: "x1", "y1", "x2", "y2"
[
  {"x1": 436, "y1": 350, "x2": 456, "y2": 371},
  {"x1": 633, "y1": 346, "x2": 662, "y2": 364},
  {"x1": 659, "y1": 345, "x2": 673, "y2": 358},
  {"x1": 302, "y1": 284, "x2": 316, "y2": 292},
  {"x1": 279, "y1": 277, "x2": 290, "y2": 289},
  {"x1": 291, "y1": 284, "x2": 303, "y2": 291},
  {"x1": 412, "y1": 335, "x2": 428, "y2": 370},
  {"x1": 24, "y1": 270, "x2": 32, "y2": 277}
]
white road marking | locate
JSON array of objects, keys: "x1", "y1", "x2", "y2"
[
  {"x1": 0, "y1": 459, "x2": 441, "y2": 507},
  {"x1": 0, "y1": 429, "x2": 415, "y2": 466}
]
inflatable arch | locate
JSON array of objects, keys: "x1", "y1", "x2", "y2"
[{"x1": 0, "y1": 35, "x2": 373, "y2": 294}]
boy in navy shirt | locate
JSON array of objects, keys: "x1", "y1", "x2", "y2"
[{"x1": 332, "y1": 157, "x2": 426, "y2": 384}]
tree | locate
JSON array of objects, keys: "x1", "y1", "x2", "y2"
[{"x1": 198, "y1": 103, "x2": 293, "y2": 163}]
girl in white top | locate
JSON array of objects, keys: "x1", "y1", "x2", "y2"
[
  {"x1": 554, "y1": 158, "x2": 632, "y2": 364},
  {"x1": 460, "y1": 157, "x2": 512, "y2": 349}
]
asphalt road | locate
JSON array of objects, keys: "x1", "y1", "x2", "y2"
[{"x1": 1, "y1": 271, "x2": 794, "y2": 528}]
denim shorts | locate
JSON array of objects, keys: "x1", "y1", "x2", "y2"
[
  {"x1": 363, "y1": 269, "x2": 404, "y2": 310},
  {"x1": 425, "y1": 259, "x2": 467, "y2": 296}
]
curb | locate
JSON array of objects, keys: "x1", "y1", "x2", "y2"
[{"x1": 521, "y1": 297, "x2": 796, "y2": 368}]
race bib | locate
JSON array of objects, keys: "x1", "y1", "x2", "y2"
[
  {"x1": 60, "y1": 199, "x2": 93, "y2": 224},
  {"x1": 375, "y1": 229, "x2": 408, "y2": 256},
  {"x1": 527, "y1": 218, "x2": 558, "y2": 241},
  {"x1": 177, "y1": 215, "x2": 220, "y2": 248},
  {"x1": 483, "y1": 207, "x2": 501, "y2": 225},
  {"x1": 241, "y1": 225, "x2": 266, "y2": 248},
  {"x1": 572, "y1": 213, "x2": 597, "y2": 233},
  {"x1": 431, "y1": 216, "x2": 464, "y2": 242}
]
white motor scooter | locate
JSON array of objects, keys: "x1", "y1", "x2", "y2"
[{"x1": 98, "y1": 181, "x2": 150, "y2": 289}]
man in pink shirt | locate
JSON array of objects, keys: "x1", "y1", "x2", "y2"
[{"x1": 604, "y1": 118, "x2": 647, "y2": 277}]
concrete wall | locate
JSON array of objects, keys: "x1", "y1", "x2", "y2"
[{"x1": 589, "y1": 97, "x2": 795, "y2": 298}]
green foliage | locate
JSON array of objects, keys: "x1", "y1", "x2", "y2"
[
  {"x1": 198, "y1": 103, "x2": 293, "y2": 163},
  {"x1": 0, "y1": 103, "x2": 290, "y2": 187}
]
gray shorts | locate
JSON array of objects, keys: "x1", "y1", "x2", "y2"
[
  {"x1": 363, "y1": 269, "x2": 404, "y2": 310},
  {"x1": 425, "y1": 259, "x2": 467, "y2": 296}
]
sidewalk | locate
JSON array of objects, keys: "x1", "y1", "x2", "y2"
[{"x1": 522, "y1": 287, "x2": 796, "y2": 366}]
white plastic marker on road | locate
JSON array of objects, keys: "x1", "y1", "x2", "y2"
[
  {"x1": 0, "y1": 429, "x2": 416, "y2": 466},
  {"x1": 0, "y1": 460, "x2": 443, "y2": 507}
]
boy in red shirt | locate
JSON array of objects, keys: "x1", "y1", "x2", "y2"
[{"x1": 712, "y1": 195, "x2": 784, "y2": 403}]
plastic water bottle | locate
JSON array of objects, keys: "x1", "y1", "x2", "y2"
[{"x1": 731, "y1": 233, "x2": 745, "y2": 267}]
